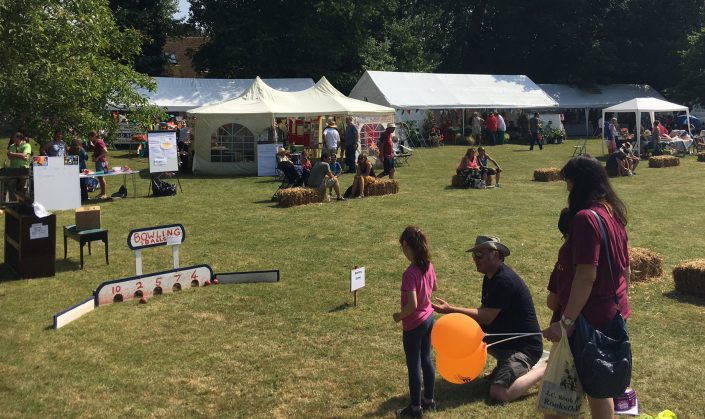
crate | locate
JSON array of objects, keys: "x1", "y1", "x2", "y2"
[{"x1": 75, "y1": 206, "x2": 101, "y2": 231}]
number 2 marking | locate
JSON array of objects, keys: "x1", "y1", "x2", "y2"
[{"x1": 136, "y1": 281, "x2": 143, "y2": 290}]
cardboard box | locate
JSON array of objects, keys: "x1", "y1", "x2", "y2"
[{"x1": 75, "y1": 206, "x2": 101, "y2": 231}]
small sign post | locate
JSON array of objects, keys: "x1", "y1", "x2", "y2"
[
  {"x1": 127, "y1": 224, "x2": 186, "y2": 275},
  {"x1": 350, "y1": 266, "x2": 365, "y2": 307}
]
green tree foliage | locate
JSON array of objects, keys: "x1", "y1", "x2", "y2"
[
  {"x1": 109, "y1": 0, "x2": 179, "y2": 76},
  {"x1": 677, "y1": 26, "x2": 705, "y2": 105},
  {"x1": 0, "y1": 0, "x2": 158, "y2": 143},
  {"x1": 190, "y1": 0, "x2": 441, "y2": 93}
]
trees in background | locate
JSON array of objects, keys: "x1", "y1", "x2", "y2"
[
  {"x1": 0, "y1": 0, "x2": 159, "y2": 143},
  {"x1": 187, "y1": 0, "x2": 705, "y2": 104},
  {"x1": 108, "y1": 0, "x2": 180, "y2": 76}
]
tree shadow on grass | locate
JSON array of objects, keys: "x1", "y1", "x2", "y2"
[
  {"x1": 54, "y1": 259, "x2": 82, "y2": 274},
  {"x1": 662, "y1": 290, "x2": 705, "y2": 307},
  {"x1": 365, "y1": 379, "x2": 490, "y2": 417}
]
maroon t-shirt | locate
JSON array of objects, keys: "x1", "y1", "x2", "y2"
[
  {"x1": 381, "y1": 131, "x2": 394, "y2": 158},
  {"x1": 559, "y1": 205, "x2": 631, "y2": 329}
]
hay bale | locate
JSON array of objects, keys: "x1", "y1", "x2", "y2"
[
  {"x1": 629, "y1": 247, "x2": 664, "y2": 282},
  {"x1": 277, "y1": 187, "x2": 324, "y2": 207},
  {"x1": 533, "y1": 167, "x2": 562, "y2": 182},
  {"x1": 697, "y1": 152, "x2": 705, "y2": 162},
  {"x1": 366, "y1": 179, "x2": 400, "y2": 196},
  {"x1": 672, "y1": 259, "x2": 705, "y2": 298},
  {"x1": 648, "y1": 155, "x2": 680, "y2": 168},
  {"x1": 451, "y1": 175, "x2": 465, "y2": 187}
]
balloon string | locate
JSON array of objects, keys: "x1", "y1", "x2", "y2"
[
  {"x1": 486, "y1": 333, "x2": 543, "y2": 348},
  {"x1": 485, "y1": 332, "x2": 543, "y2": 337}
]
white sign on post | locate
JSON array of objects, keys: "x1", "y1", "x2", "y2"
[
  {"x1": 32, "y1": 156, "x2": 81, "y2": 211},
  {"x1": 350, "y1": 267, "x2": 365, "y2": 292}
]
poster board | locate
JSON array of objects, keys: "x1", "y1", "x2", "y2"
[
  {"x1": 32, "y1": 156, "x2": 81, "y2": 210},
  {"x1": 148, "y1": 131, "x2": 179, "y2": 173}
]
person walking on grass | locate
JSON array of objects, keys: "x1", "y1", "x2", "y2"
[
  {"x1": 529, "y1": 112, "x2": 543, "y2": 150},
  {"x1": 378, "y1": 123, "x2": 396, "y2": 179},
  {"x1": 88, "y1": 130, "x2": 108, "y2": 199},
  {"x1": 393, "y1": 226, "x2": 437, "y2": 418}
]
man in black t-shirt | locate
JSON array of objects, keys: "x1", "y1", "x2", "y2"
[{"x1": 433, "y1": 235, "x2": 545, "y2": 403}]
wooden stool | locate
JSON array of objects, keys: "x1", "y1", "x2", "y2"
[{"x1": 63, "y1": 225, "x2": 109, "y2": 269}]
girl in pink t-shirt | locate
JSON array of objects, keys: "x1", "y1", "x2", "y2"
[{"x1": 393, "y1": 226, "x2": 437, "y2": 417}]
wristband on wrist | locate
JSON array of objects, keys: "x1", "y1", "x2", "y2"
[{"x1": 561, "y1": 315, "x2": 574, "y2": 327}]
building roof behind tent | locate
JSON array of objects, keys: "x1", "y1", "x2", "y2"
[
  {"x1": 538, "y1": 84, "x2": 665, "y2": 108},
  {"x1": 349, "y1": 70, "x2": 558, "y2": 109},
  {"x1": 137, "y1": 77, "x2": 315, "y2": 112},
  {"x1": 187, "y1": 77, "x2": 395, "y2": 117},
  {"x1": 603, "y1": 97, "x2": 687, "y2": 113}
]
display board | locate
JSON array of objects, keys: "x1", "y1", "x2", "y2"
[
  {"x1": 148, "y1": 131, "x2": 179, "y2": 173},
  {"x1": 32, "y1": 156, "x2": 81, "y2": 210},
  {"x1": 257, "y1": 143, "x2": 279, "y2": 177}
]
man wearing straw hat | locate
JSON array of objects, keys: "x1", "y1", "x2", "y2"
[
  {"x1": 432, "y1": 235, "x2": 545, "y2": 402},
  {"x1": 323, "y1": 119, "x2": 340, "y2": 158}
]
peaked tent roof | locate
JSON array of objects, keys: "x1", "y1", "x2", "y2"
[
  {"x1": 348, "y1": 71, "x2": 558, "y2": 109},
  {"x1": 603, "y1": 97, "x2": 687, "y2": 113},
  {"x1": 187, "y1": 76, "x2": 395, "y2": 116},
  {"x1": 137, "y1": 77, "x2": 315, "y2": 112},
  {"x1": 539, "y1": 84, "x2": 665, "y2": 108}
]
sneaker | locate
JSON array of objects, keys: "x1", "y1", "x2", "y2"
[
  {"x1": 336, "y1": 196, "x2": 347, "y2": 201},
  {"x1": 396, "y1": 405, "x2": 423, "y2": 418},
  {"x1": 358, "y1": 194, "x2": 364, "y2": 199},
  {"x1": 421, "y1": 400, "x2": 437, "y2": 412},
  {"x1": 495, "y1": 183, "x2": 501, "y2": 188},
  {"x1": 325, "y1": 195, "x2": 331, "y2": 202}
]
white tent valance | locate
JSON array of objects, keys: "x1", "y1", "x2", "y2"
[
  {"x1": 349, "y1": 71, "x2": 558, "y2": 109},
  {"x1": 539, "y1": 84, "x2": 665, "y2": 109}
]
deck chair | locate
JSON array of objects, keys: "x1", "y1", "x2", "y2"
[
  {"x1": 572, "y1": 139, "x2": 587, "y2": 156},
  {"x1": 394, "y1": 144, "x2": 413, "y2": 167}
]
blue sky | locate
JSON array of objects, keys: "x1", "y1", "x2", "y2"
[{"x1": 174, "y1": 0, "x2": 189, "y2": 20}]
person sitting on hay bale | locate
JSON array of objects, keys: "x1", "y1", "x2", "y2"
[
  {"x1": 478, "y1": 146, "x2": 502, "y2": 188},
  {"x1": 349, "y1": 153, "x2": 376, "y2": 198},
  {"x1": 306, "y1": 152, "x2": 346, "y2": 201},
  {"x1": 456, "y1": 147, "x2": 484, "y2": 188}
]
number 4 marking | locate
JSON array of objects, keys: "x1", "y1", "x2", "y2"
[{"x1": 190, "y1": 270, "x2": 198, "y2": 280}]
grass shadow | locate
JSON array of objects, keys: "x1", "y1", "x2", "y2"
[
  {"x1": 328, "y1": 302, "x2": 353, "y2": 313},
  {"x1": 0, "y1": 263, "x2": 20, "y2": 282},
  {"x1": 662, "y1": 290, "x2": 705, "y2": 307},
  {"x1": 365, "y1": 379, "x2": 489, "y2": 417},
  {"x1": 55, "y1": 259, "x2": 82, "y2": 274}
]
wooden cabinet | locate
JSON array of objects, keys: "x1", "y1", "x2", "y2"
[{"x1": 4, "y1": 204, "x2": 56, "y2": 278}]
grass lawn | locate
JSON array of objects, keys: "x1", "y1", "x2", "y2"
[{"x1": 1, "y1": 139, "x2": 704, "y2": 418}]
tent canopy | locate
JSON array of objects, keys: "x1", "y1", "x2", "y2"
[
  {"x1": 188, "y1": 76, "x2": 395, "y2": 117},
  {"x1": 539, "y1": 84, "x2": 665, "y2": 108},
  {"x1": 603, "y1": 97, "x2": 688, "y2": 113},
  {"x1": 137, "y1": 77, "x2": 315, "y2": 112},
  {"x1": 602, "y1": 97, "x2": 691, "y2": 154},
  {"x1": 349, "y1": 70, "x2": 558, "y2": 109}
]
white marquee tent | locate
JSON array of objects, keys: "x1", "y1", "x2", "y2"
[
  {"x1": 539, "y1": 84, "x2": 665, "y2": 135},
  {"x1": 349, "y1": 70, "x2": 558, "y2": 136},
  {"x1": 187, "y1": 77, "x2": 395, "y2": 175},
  {"x1": 137, "y1": 77, "x2": 315, "y2": 112},
  {"x1": 602, "y1": 97, "x2": 690, "y2": 154}
]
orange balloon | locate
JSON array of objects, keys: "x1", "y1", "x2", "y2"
[
  {"x1": 436, "y1": 343, "x2": 488, "y2": 384},
  {"x1": 431, "y1": 313, "x2": 484, "y2": 359}
]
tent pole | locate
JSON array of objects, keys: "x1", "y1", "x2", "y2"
[
  {"x1": 636, "y1": 112, "x2": 640, "y2": 156},
  {"x1": 601, "y1": 109, "x2": 606, "y2": 155},
  {"x1": 462, "y1": 109, "x2": 465, "y2": 144},
  {"x1": 585, "y1": 107, "x2": 589, "y2": 137}
]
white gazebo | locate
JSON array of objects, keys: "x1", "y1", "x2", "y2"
[{"x1": 602, "y1": 97, "x2": 690, "y2": 154}]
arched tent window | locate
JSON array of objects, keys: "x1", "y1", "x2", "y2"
[
  {"x1": 211, "y1": 123, "x2": 255, "y2": 163},
  {"x1": 360, "y1": 123, "x2": 384, "y2": 154}
]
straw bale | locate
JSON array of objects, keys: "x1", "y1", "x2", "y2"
[
  {"x1": 533, "y1": 167, "x2": 562, "y2": 182},
  {"x1": 629, "y1": 247, "x2": 663, "y2": 282},
  {"x1": 366, "y1": 179, "x2": 400, "y2": 196},
  {"x1": 277, "y1": 187, "x2": 324, "y2": 207},
  {"x1": 672, "y1": 259, "x2": 705, "y2": 298},
  {"x1": 697, "y1": 152, "x2": 705, "y2": 162},
  {"x1": 451, "y1": 175, "x2": 465, "y2": 188},
  {"x1": 648, "y1": 155, "x2": 680, "y2": 168}
]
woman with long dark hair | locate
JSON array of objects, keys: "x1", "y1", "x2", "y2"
[
  {"x1": 543, "y1": 155, "x2": 631, "y2": 419},
  {"x1": 393, "y1": 226, "x2": 437, "y2": 418}
]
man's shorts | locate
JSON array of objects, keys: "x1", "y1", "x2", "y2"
[
  {"x1": 487, "y1": 348, "x2": 539, "y2": 388},
  {"x1": 383, "y1": 156, "x2": 394, "y2": 174},
  {"x1": 319, "y1": 177, "x2": 336, "y2": 188}
]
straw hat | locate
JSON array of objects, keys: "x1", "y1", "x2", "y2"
[{"x1": 327, "y1": 120, "x2": 337, "y2": 128}]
